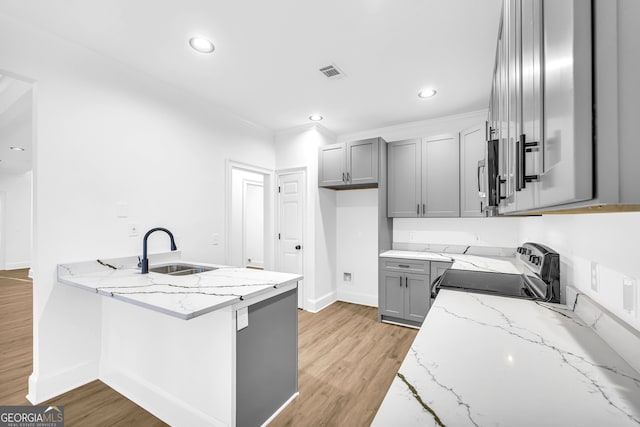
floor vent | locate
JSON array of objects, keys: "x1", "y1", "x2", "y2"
[{"x1": 319, "y1": 64, "x2": 345, "y2": 79}]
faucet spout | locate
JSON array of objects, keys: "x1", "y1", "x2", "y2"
[{"x1": 140, "y1": 227, "x2": 177, "y2": 274}]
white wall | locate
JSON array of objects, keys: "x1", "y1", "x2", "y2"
[
  {"x1": 520, "y1": 213, "x2": 640, "y2": 332},
  {"x1": 275, "y1": 125, "x2": 337, "y2": 311},
  {"x1": 332, "y1": 110, "x2": 493, "y2": 307},
  {"x1": 336, "y1": 189, "x2": 378, "y2": 306},
  {"x1": 394, "y1": 217, "x2": 522, "y2": 248},
  {"x1": 0, "y1": 13, "x2": 276, "y2": 403},
  {"x1": 0, "y1": 171, "x2": 32, "y2": 269},
  {"x1": 338, "y1": 110, "x2": 487, "y2": 143}
]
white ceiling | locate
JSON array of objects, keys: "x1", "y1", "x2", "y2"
[{"x1": 0, "y1": 0, "x2": 502, "y2": 135}]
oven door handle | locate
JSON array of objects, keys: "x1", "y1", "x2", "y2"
[{"x1": 430, "y1": 275, "x2": 443, "y2": 299}]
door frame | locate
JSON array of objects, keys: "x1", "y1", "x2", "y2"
[
  {"x1": 276, "y1": 167, "x2": 307, "y2": 309},
  {"x1": 225, "y1": 160, "x2": 275, "y2": 270},
  {"x1": 0, "y1": 191, "x2": 6, "y2": 270},
  {"x1": 241, "y1": 178, "x2": 264, "y2": 269}
]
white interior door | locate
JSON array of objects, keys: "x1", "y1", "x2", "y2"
[
  {"x1": 277, "y1": 171, "x2": 305, "y2": 308},
  {"x1": 242, "y1": 179, "x2": 264, "y2": 268}
]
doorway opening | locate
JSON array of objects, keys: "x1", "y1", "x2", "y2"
[
  {"x1": 0, "y1": 72, "x2": 35, "y2": 272},
  {"x1": 226, "y1": 161, "x2": 274, "y2": 270}
]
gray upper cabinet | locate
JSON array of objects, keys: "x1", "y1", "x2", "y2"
[
  {"x1": 318, "y1": 138, "x2": 379, "y2": 189},
  {"x1": 460, "y1": 124, "x2": 487, "y2": 217},
  {"x1": 422, "y1": 134, "x2": 460, "y2": 217},
  {"x1": 347, "y1": 138, "x2": 379, "y2": 186},
  {"x1": 387, "y1": 139, "x2": 421, "y2": 217},
  {"x1": 318, "y1": 143, "x2": 346, "y2": 187},
  {"x1": 488, "y1": 0, "x2": 593, "y2": 214},
  {"x1": 387, "y1": 135, "x2": 460, "y2": 218}
]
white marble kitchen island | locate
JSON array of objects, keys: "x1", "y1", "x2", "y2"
[
  {"x1": 57, "y1": 252, "x2": 302, "y2": 427},
  {"x1": 373, "y1": 290, "x2": 640, "y2": 427}
]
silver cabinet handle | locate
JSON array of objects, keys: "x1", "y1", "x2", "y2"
[
  {"x1": 423, "y1": 204, "x2": 426, "y2": 215},
  {"x1": 342, "y1": 172, "x2": 345, "y2": 182},
  {"x1": 417, "y1": 204, "x2": 420, "y2": 215},
  {"x1": 346, "y1": 172, "x2": 351, "y2": 182},
  {"x1": 405, "y1": 277, "x2": 408, "y2": 288},
  {"x1": 398, "y1": 264, "x2": 410, "y2": 268},
  {"x1": 399, "y1": 276, "x2": 402, "y2": 287}
]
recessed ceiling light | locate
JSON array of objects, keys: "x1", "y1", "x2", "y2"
[
  {"x1": 418, "y1": 88, "x2": 437, "y2": 98},
  {"x1": 10, "y1": 146, "x2": 25, "y2": 151},
  {"x1": 309, "y1": 114, "x2": 323, "y2": 122},
  {"x1": 189, "y1": 37, "x2": 215, "y2": 54}
]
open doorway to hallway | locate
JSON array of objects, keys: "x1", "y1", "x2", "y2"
[
  {"x1": 226, "y1": 161, "x2": 274, "y2": 270},
  {"x1": 0, "y1": 73, "x2": 33, "y2": 272}
]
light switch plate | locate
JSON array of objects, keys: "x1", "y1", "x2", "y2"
[
  {"x1": 237, "y1": 307, "x2": 249, "y2": 331},
  {"x1": 116, "y1": 201, "x2": 129, "y2": 218}
]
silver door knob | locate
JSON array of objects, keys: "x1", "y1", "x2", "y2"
[{"x1": 295, "y1": 245, "x2": 302, "y2": 250}]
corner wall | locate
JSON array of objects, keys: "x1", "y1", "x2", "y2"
[
  {"x1": 519, "y1": 213, "x2": 640, "y2": 332},
  {"x1": 0, "y1": 13, "x2": 276, "y2": 404},
  {"x1": 0, "y1": 171, "x2": 32, "y2": 269},
  {"x1": 275, "y1": 125, "x2": 337, "y2": 311},
  {"x1": 336, "y1": 189, "x2": 378, "y2": 307}
]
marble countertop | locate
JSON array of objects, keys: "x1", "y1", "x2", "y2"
[
  {"x1": 58, "y1": 252, "x2": 302, "y2": 320},
  {"x1": 372, "y1": 290, "x2": 640, "y2": 426},
  {"x1": 379, "y1": 250, "x2": 523, "y2": 274}
]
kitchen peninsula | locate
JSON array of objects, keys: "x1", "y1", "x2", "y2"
[{"x1": 58, "y1": 251, "x2": 302, "y2": 427}]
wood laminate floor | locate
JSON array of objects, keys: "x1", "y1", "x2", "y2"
[{"x1": 1, "y1": 272, "x2": 417, "y2": 426}]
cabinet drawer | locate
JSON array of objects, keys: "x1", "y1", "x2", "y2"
[{"x1": 381, "y1": 258, "x2": 429, "y2": 274}]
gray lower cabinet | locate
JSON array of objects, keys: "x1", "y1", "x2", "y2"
[
  {"x1": 379, "y1": 258, "x2": 451, "y2": 327},
  {"x1": 318, "y1": 138, "x2": 379, "y2": 189},
  {"x1": 387, "y1": 135, "x2": 460, "y2": 218},
  {"x1": 236, "y1": 288, "x2": 298, "y2": 427},
  {"x1": 430, "y1": 261, "x2": 453, "y2": 282}
]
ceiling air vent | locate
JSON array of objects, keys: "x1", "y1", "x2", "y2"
[{"x1": 319, "y1": 64, "x2": 345, "y2": 80}]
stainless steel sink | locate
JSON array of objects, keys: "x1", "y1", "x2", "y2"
[{"x1": 149, "y1": 263, "x2": 216, "y2": 276}]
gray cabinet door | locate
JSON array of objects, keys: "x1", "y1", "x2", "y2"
[
  {"x1": 460, "y1": 124, "x2": 487, "y2": 217},
  {"x1": 380, "y1": 270, "x2": 404, "y2": 318},
  {"x1": 387, "y1": 139, "x2": 421, "y2": 217},
  {"x1": 404, "y1": 272, "x2": 431, "y2": 323},
  {"x1": 422, "y1": 134, "x2": 460, "y2": 217},
  {"x1": 536, "y1": 0, "x2": 592, "y2": 208},
  {"x1": 516, "y1": 0, "x2": 543, "y2": 212},
  {"x1": 346, "y1": 138, "x2": 379, "y2": 185},
  {"x1": 430, "y1": 261, "x2": 452, "y2": 285},
  {"x1": 318, "y1": 143, "x2": 346, "y2": 187}
]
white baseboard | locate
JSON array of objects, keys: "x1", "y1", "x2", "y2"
[
  {"x1": 26, "y1": 361, "x2": 97, "y2": 404},
  {"x1": 101, "y1": 369, "x2": 227, "y2": 427},
  {"x1": 5, "y1": 261, "x2": 30, "y2": 270},
  {"x1": 262, "y1": 392, "x2": 298, "y2": 426},
  {"x1": 337, "y1": 289, "x2": 378, "y2": 308},
  {"x1": 306, "y1": 291, "x2": 337, "y2": 313}
]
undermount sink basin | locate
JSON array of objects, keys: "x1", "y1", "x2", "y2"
[{"x1": 149, "y1": 263, "x2": 216, "y2": 276}]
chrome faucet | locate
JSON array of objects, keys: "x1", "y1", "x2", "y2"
[{"x1": 140, "y1": 227, "x2": 177, "y2": 274}]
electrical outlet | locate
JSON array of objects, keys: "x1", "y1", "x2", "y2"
[
  {"x1": 590, "y1": 262, "x2": 599, "y2": 292},
  {"x1": 622, "y1": 278, "x2": 636, "y2": 315},
  {"x1": 409, "y1": 232, "x2": 417, "y2": 242},
  {"x1": 128, "y1": 224, "x2": 139, "y2": 237},
  {"x1": 343, "y1": 272, "x2": 352, "y2": 283},
  {"x1": 211, "y1": 233, "x2": 220, "y2": 246}
]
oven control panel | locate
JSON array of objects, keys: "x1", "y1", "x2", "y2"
[{"x1": 516, "y1": 242, "x2": 561, "y2": 302}]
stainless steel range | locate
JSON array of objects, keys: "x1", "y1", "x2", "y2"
[{"x1": 432, "y1": 242, "x2": 560, "y2": 303}]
